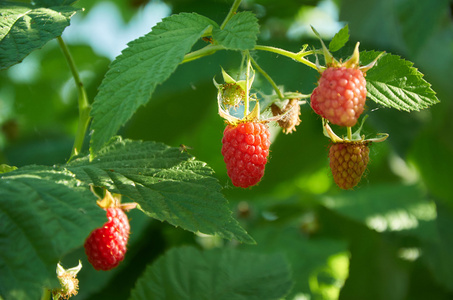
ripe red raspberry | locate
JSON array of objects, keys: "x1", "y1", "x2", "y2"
[
  {"x1": 221, "y1": 122, "x2": 271, "y2": 188},
  {"x1": 310, "y1": 87, "x2": 324, "y2": 117},
  {"x1": 329, "y1": 141, "x2": 370, "y2": 189},
  {"x1": 84, "y1": 207, "x2": 130, "y2": 271},
  {"x1": 311, "y1": 66, "x2": 367, "y2": 127}
]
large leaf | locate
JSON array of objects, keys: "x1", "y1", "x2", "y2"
[
  {"x1": 67, "y1": 137, "x2": 254, "y2": 244},
  {"x1": 361, "y1": 51, "x2": 439, "y2": 111},
  {"x1": 129, "y1": 246, "x2": 292, "y2": 300},
  {"x1": 89, "y1": 13, "x2": 218, "y2": 153},
  {"x1": 0, "y1": 166, "x2": 105, "y2": 300},
  {"x1": 321, "y1": 184, "x2": 436, "y2": 238},
  {"x1": 0, "y1": 1, "x2": 79, "y2": 70},
  {"x1": 34, "y1": 0, "x2": 78, "y2": 7},
  {"x1": 212, "y1": 11, "x2": 259, "y2": 50}
]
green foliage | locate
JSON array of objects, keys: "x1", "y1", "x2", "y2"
[
  {"x1": 89, "y1": 13, "x2": 218, "y2": 153},
  {"x1": 129, "y1": 246, "x2": 292, "y2": 300},
  {"x1": 328, "y1": 24, "x2": 349, "y2": 52},
  {"x1": 213, "y1": 11, "x2": 259, "y2": 50},
  {"x1": 361, "y1": 51, "x2": 439, "y2": 111},
  {"x1": 68, "y1": 137, "x2": 254, "y2": 244},
  {"x1": 0, "y1": 166, "x2": 105, "y2": 300},
  {"x1": 0, "y1": 0, "x2": 451, "y2": 299},
  {"x1": 0, "y1": 1, "x2": 79, "y2": 70}
]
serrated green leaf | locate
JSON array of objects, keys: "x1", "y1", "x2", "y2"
[
  {"x1": 129, "y1": 246, "x2": 292, "y2": 300},
  {"x1": 329, "y1": 24, "x2": 349, "y2": 52},
  {"x1": 67, "y1": 137, "x2": 254, "y2": 244},
  {"x1": 321, "y1": 184, "x2": 437, "y2": 240},
  {"x1": 212, "y1": 11, "x2": 260, "y2": 50},
  {"x1": 0, "y1": 2, "x2": 80, "y2": 70},
  {"x1": 89, "y1": 13, "x2": 218, "y2": 153},
  {"x1": 361, "y1": 51, "x2": 439, "y2": 111},
  {"x1": 0, "y1": 166, "x2": 105, "y2": 300}
]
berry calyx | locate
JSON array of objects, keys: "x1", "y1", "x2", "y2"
[
  {"x1": 221, "y1": 121, "x2": 270, "y2": 188},
  {"x1": 311, "y1": 66, "x2": 367, "y2": 127},
  {"x1": 52, "y1": 261, "x2": 82, "y2": 300},
  {"x1": 271, "y1": 98, "x2": 302, "y2": 134},
  {"x1": 328, "y1": 141, "x2": 370, "y2": 190},
  {"x1": 84, "y1": 190, "x2": 131, "y2": 271}
]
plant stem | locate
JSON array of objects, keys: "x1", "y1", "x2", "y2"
[
  {"x1": 254, "y1": 45, "x2": 319, "y2": 70},
  {"x1": 347, "y1": 126, "x2": 353, "y2": 140},
  {"x1": 220, "y1": 0, "x2": 242, "y2": 30},
  {"x1": 57, "y1": 37, "x2": 91, "y2": 162},
  {"x1": 41, "y1": 288, "x2": 51, "y2": 300},
  {"x1": 244, "y1": 52, "x2": 251, "y2": 116},
  {"x1": 181, "y1": 44, "x2": 224, "y2": 64},
  {"x1": 249, "y1": 56, "x2": 284, "y2": 99}
]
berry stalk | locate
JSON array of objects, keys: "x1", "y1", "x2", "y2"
[{"x1": 58, "y1": 37, "x2": 91, "y2": 161}]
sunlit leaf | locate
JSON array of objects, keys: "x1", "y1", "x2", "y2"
[
  {"x1": 68, "y1": 137, "x2": 254, "y2": 244},
  {"x1": 129, "y1": 246, "x2": 292, "y2": 300}
]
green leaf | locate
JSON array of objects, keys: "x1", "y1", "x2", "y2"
[
  {"x1": 0, "y1": 166, "x2": 105, "y2": 300},
  {"x1": 329, "y1": 24, "x2": 349, "y2": 52},
  {"x1": 321, "y1": 184, "x2": 436, "y2": 234},
  {"x1": 67, "y1": 137, "x2": 254, "y2": 244},
  {"x1": 0, "y1": 2, "x2": 80, "y2": 70},
  {"x1": 129, "y1": 246, "x2": 292, "y2": 300},
  {"x1": 34, "y1": 0, "x2": 78, "y2": 7},
  {"x1": 361, "y1": 51, "x2": 439, "y2": 111},
  {"x1": 213, "y1": 11, "x2": 260, "y2": 50},
  {"x1": 89, "y1": 13, "x2": 218, "y2": 153}
]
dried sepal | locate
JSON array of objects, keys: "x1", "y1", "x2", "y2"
[{"x1": 271, "y1": 99, "x2": 302, "y2": 134}]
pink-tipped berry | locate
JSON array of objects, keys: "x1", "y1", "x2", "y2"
[{"x1": 311, "y1": 67, "x2": 367, "y2": 127}]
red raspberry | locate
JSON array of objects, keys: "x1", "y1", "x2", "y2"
[
  {"x1": 84, "y1": 207, "x2": 130, "y2": 271},
  {"x1": 310, "y1": 87, "x2": 324, "y2": 117},
  {"x1": 221, "y1": 122, "x2": 271, "y2": 188},
  {"x1": 329, "y1": 141, "x2": 370, "y2": 189},
  {"x1": 311, "y1": 66, "x2": 367, "y2": 127}
]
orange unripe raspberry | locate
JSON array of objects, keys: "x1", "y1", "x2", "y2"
[{"x1": 329, "y1": 141, "x2": 370, "y2": 189}]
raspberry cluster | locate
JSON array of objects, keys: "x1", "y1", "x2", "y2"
[
  {"x1": 221, "y1": 122, "x2": 270, "y2": 188},
  {"x1": 328, "y1": 141, "x2": 370, "y2": 189},
  {"x1": 311, "y1": 66, "x2": 367, "y2": 127},
  {"x1": 84, "y1": 207, "x2": 130, "y2": 271}
]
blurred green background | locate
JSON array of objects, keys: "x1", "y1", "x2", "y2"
[{"x1": 1, "y1": 0, "x2": 453, "y2": 299}]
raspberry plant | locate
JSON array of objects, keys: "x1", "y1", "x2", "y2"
[{"x1": 1, "y1": 0, "x2": 451, "y2": 299}]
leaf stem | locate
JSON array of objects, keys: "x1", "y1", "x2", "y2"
[
  {"x1": 254, "y1": 45, "x2": 318, "y2": 70},
  {"x1": 41, "y1": 288, "x2": 51, "y2": 300},
  {"x1": 244, "y1": 52, "x2": 251, "y2": 116},
  {"x1": 220, "y1": 0, "x2": 242, "y2": 30},
  {"x1": 181, "y1": 44, "x2": 224, "y2": 64},
  {"x1": 249, "y1": 56, "x2": 284, "y2": 99},
  {"x1": 347, "y1": 126, "x2": 353, "y2": 140},
  {"x1": 57, "y1": 37, "x2": 91, "y2": 162}
]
